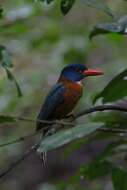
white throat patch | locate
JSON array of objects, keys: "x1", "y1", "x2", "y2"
[{"x1": 76, "y1": 81, "x2": 83, "y2": 86}]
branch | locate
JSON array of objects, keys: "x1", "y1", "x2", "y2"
[
  {"x1": 98, "y1": 127, "x2": 127, "y2": 134},
  {"x1": 0, "y1": 104, "x2": 126, "y2": 127},
  {"x1": 74, "y1": 105, "x2": 127, "y2": 118},
  {"x1": 0, "y1": 104, "x2": 127, "y2": 147}
]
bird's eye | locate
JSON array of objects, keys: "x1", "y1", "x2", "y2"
[{"x1": 75, "y1": 68, "x2": 82, "y2": 73}]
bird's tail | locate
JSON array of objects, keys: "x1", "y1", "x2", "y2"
[
  {"x1": 36, "y1": 114, "x2": 51, "y2": 167},
  {"x1": 39, "y1": 151, "x2": 47, "y2": 168},
  {"x1": 37, "y1": 126, "x2": 49, "y2": 168}
]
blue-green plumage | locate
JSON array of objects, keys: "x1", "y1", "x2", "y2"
[{"x1": 37, "y1": 83, "x2": 65, "y2": 130}]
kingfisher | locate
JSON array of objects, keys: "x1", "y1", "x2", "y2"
[{"x1": 36, "y1": 63, "x2": 103, "y2": 132}]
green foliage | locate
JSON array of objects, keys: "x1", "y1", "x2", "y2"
[
  {"x1": 0, "y1": 46, "x2": 22, "y2": 97},
  {"x1": 112, "y1": 168, "x2": 127, "y2": 190},
  {"x1": 39, "y1": 0, "x2": 114, "y2": 16},
  {"x1": 40, "y1": 0, "x2": 54, "y2": 4},
  {"x1": 90, "y1": 15, "x2": 127, "y2": 39},
  {"x1": 0, "y1": 45, "x2": 13, "y2": 68},
  {"x1": 0, "y1": 115, "x2": 15, "y2": 123},
  {"x1": 63, "y1": 48, "x2": 86, "y2": 64},
  {"x1": 80, "y1": 160, "x2": 112, "y2": 180},
  {"x1": 38, "y1": 123, "x2": 103, "y2": 152},
  {"x1": 60, "y1": 0, "x2": 75, "y2": 15},
  {"x1": 0, "y1": 5, "x2": 23, "y2": 98},
  {"x1": 76, "y1": 139, "x2": 127, "y2": 181},
  {"x1": 94, "y1": 112, "x2": 127, "y2": 127},
  {"x1": 5, "y1": 68, "x2": 23, "y2": 97},
  {"x1": 93, "y1": 68, "x2": 127, "y2": 103}
]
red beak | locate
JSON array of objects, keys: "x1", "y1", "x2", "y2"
[{"x1": 84, "y1": 69, "x2": 103, "y2": 76}]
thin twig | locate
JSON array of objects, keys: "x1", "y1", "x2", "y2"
[
  {"x1": 0, "y1": 141, "x2": 41, "y2": 179},
  {"x1": 2, "y1": 115, "x2": 74, "y2": 126},
  {"x1": 99, "y1": 127, "x2": 127, "y2": 134}
]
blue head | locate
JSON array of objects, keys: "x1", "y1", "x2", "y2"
[{"x1": 60, "y1": 63, "x2": 103, "y2": 82}]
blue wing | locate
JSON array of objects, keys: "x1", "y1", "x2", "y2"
[{"x1": 36, "y1": 83, "x2": 66, "y2": 130}]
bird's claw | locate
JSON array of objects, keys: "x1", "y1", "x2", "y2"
[{"x1": 65, "y1": 113, "x2": 75, "y2": 121}]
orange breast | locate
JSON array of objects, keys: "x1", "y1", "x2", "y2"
[{"x1": 51, "y1": 78, "x2": 83, "y2": 119}]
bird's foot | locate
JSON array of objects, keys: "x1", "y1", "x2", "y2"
[{"x1": 65, "y1": 113, "x2": 75, "y2": 121}]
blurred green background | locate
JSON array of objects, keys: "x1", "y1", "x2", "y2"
[{"x1": 0, "y1": 0, "x2": 127, "y2": 190}]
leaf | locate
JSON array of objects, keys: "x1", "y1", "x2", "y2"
[
  {"x1": 46, "y1": 0, "x2": 54, "y2": 3},
  {"x1": 90, "y1": 15, "x2": 127, "y2": 39},
  {"x1": 39, "y1": 0, "x2": 54, "y2": 4},
  {"x1": 0, "y1": 45, "x2": 13, "y2": 68},
  {"x1": 64, "y1": 123, "x2": 124, "y2": 158},
  {"x1": 0, "y1": 45, "x2": 22, "y2": 96},
  {"x1": 80, "y1": 160, "x2": 112, "y2": 180},
  {"x1": 1, "y1": 50, "x2": 13, "y2": 68},
  {"x1": 61, "y1": 0, "x2": 75, "y2": 15},
  {"x1": 5, "y1": 68, "x2": 23, "y2": 97},
  {"x1": 0, "y1": 115, "x2": 15, "y2": 123},
  {"x1": 81, "y1": 0, "x2": 114, "y2": 18},
  {"x1": 93, "y1": 68, "x2": 127, "y2": 104},
  {"x1": 90, "y1": 23, "x2": 122, "y2": 40},
  {"x1": 112, "y1": 168, "x2": 127, "y2": 190},
  {"x1": 38, "y1": 123, "x2": 103, "y2": 152}
]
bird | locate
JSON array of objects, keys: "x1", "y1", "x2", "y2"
[
  {"x1": 36, "y1": 63, "x2": 103, "y2": 167},
  {"x1": 36, "y1": 63, "x2": 103, "y2": 132}
]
